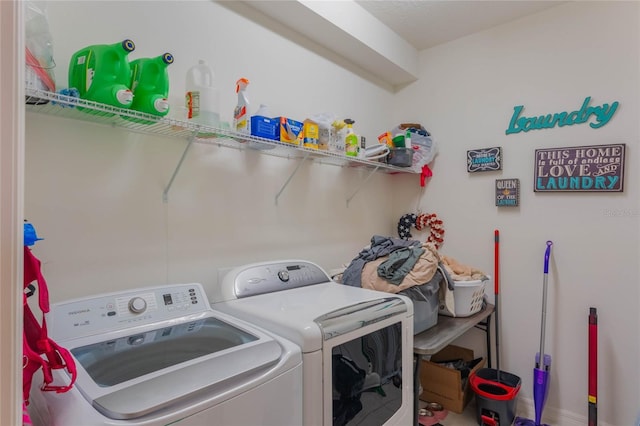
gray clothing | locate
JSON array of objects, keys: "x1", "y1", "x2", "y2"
[
  {"x1": 342, "y1": 235, "x2": 420, "y2": 287},
  {"x1": 377, "y1": 246, "x2": 425, "y2": 285}
]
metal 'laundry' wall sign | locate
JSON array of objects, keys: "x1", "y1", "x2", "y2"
[
  {"x1": 467, "y1": 147, "x2": 502, "y2": 172},
  {"x1": 506, "y1": 97, "x2": 619, "y2": 135},
  {"x1": 534, "y1": 143, "x2": 625, "y2": 192}
]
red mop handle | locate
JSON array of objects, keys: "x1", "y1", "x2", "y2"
[
  {"x1": 588, "y1": 307, "x2": 597, "y2": 426},
  {"x1": 494, "y1": 230, "x2": 499, "y2": 295},
  {"x1": 494, "y1": 229, "x2": 500, "y2": 372}
]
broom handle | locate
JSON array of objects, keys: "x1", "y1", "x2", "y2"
[
  {"x1": 494, "y1": 230, "x2": 500, "y2": 372},
  {"x1": 539, "y1": 241, "x2": 553, "y2": 362},
  {"x1": 588, "y1": 307, "x2": 598, "y2": 426}
]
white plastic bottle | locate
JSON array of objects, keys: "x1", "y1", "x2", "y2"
[
  {"x1": 185, "y1": 59, "x2": 220, "y2": 127},
  {"x1": 233, "y1": 77, "x2": 250, "y2": 134}
]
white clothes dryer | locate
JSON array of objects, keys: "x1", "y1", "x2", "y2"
[
  {"x1": 27, "y1": 283, "x2": 302, "y2": 426},
  {"x1": 211, "y1": 260, "x2": 415, "y2": 426}
]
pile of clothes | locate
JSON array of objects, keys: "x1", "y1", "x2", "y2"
[{"x1": 338, "y1": 235, "x2": 488, "y2": 316}]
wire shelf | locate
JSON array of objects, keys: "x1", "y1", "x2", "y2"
[{"x1": 24, "y1": 88, "x2": 419, "y2": 174}]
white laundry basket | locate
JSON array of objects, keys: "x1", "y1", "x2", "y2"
[{"x1": 447, "y1": 279, "x2": 487, "y2": 317}]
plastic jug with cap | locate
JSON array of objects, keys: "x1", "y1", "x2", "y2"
[
  {"x1": 126, "y1": 52, "x2": 174, "y2": 124},
  {"x1": 68, "y1": 39, "x2": 136, "y2": 114},
  {"x1": 185, "y1": 59, "x2": 220, "y2": 128}
]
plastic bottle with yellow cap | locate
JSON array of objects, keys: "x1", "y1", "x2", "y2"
[{"x1": 344, "y1": 118, "x2": 359, "y2": 157}]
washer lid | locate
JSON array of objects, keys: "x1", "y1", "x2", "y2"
[{"x1": 70, "y1": 315, "x2": 282, "y2": 420}]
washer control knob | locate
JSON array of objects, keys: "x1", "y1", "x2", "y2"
[
  {"x1": 128, "y1": 297, "x2": 147, "y2": 314},
  {"x1": 277, "y1": 270, "x2": 290, "y2": 282},
  {"x1": 128, "y1": 335, "x2": 145, "y2": 345}
]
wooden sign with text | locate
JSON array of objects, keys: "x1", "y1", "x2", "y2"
[
  {"x1": 534, "y1": 144, "x2": 625, "y2": 192},
  {"x1": 496, "y1": 179, "x2": 520, "y2": 206},
  {"x1": 467, "y1": 147, "x2": 502, "y2": 172}
]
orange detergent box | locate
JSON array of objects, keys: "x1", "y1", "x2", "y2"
[
  {"x1": 378, "y1": 131, "x2": 394, "y2": 148},
  {"x1": 278, "y1": 117, "x2": 303, "y2": 145}
]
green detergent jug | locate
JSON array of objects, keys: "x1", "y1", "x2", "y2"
[
  {"x1": 68, "y1": 39, "x2": 135, "y2": 114},
  {"x1": 125, "y1": 53, "x2": 174, "y2": 124}
]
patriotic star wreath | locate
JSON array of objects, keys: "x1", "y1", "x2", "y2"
[{"x1": 397, "y1": 212, "x2": 444, "y2": 248}]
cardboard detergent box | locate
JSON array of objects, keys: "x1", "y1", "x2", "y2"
[
  {"x1": 419, "y1": 344, "x2": 485, "y2": 413},
  {"x1": 250, "y1": 115, "x2": 279, "y2": 140},
  {"x1": 302, "y1": 119, "x2": 319, "y2": 149},
  {"x1": 277, "y1": 117, "x2": 303, "y2": 145}
]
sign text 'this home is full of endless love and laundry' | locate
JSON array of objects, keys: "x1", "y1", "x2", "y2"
[
  {"x1": 505, "y1": 97, "x2": 619, "y2": 135},
  {"x1": 534, "y1": 144, "x2": 625, "y2": 192}
]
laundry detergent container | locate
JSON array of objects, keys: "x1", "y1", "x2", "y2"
[
  {"x1": 399, "y1": 277, "x2": 440, "y2": 334},
  {"x1": 69, "y1": 39, "x2": 136, "y2": 113}
]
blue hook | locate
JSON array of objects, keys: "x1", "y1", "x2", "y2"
[{"x1": 24, "y1": 221, "x2": 43, "y2": 246}]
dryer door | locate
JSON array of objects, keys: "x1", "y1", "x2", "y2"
[{"x1": 316, "y1": 297, "x2": 413, "y2": 426}]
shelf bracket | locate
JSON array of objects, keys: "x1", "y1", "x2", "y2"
[
  {"x1": 346, "y1": 165, "x2": 380, "y2": 207},
  {"x1": 275, "y1": 152, "x2": 311, "y2": 205},
  {"x1": 163, "y1": 135, "x2": 196, "y2": 203}
]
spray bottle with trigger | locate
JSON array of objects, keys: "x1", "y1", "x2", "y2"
[{"x1": 234, "y1": 77, "x2": 250, "y2": 134}]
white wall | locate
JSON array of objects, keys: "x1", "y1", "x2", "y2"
[
  {"x1": 24, "y1": 1, "x2": 639, "y2": 425},
  {"x1": 26, "y1": 0, "x2": 418, "y2": 304},
  {"x1": 393, "y1": 2, "x2": 639, "y2": 425}
]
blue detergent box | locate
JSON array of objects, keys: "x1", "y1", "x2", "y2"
[{"x1": 251, "y1": 115, "x2": 279, "y2": 140}]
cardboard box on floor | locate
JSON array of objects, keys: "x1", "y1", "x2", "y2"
[{"x1": 419, "y1": 344, "x2": 485, "y2": 414}]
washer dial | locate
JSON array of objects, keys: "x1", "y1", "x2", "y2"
[
  {"x1": 128, "y1": 297, "x2": 147, "y2": 314},
  {"x1": 277, "y1": 270, "x2": 290, "y2": 282}
]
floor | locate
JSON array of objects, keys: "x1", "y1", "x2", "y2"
[
  {"x1": 443, "y1": 403, "x2": 477, "y2": 425},
  {"x1": 418, "y1": 399, "x2": 478, "y2": 425}
]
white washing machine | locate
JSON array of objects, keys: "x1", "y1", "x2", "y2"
[
  {"x1": 27, "y1": 283, "x2": 302, "y2": 426},
  {"x1": 211, "y1": 260, "x2": 414, "y2": 426}
]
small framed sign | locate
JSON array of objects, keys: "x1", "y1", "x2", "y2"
[
  {"x1": 496, "y1": 179, "x2": 520, "y2": 207},
  {"x1": 467, "y1": 147, "x2": 502, "y2": 172},
  {"x1": 534, "y1": 143, "x2": 625, "y2": 192}
]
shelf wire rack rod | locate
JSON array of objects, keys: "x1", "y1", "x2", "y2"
[
  {"x1": 275, "y1": 151, "x2": 311, "y2": 205},
  {"x1": 346, "y1": 165, "x2": 380, "y2": 207},
  {"x1": 163, "y1": 135, "x2": 196, "y2": 203}
]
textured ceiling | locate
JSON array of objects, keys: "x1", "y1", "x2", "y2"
[{"x1": 356, "y1": 1, "x2": 568, "y2": 50}]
